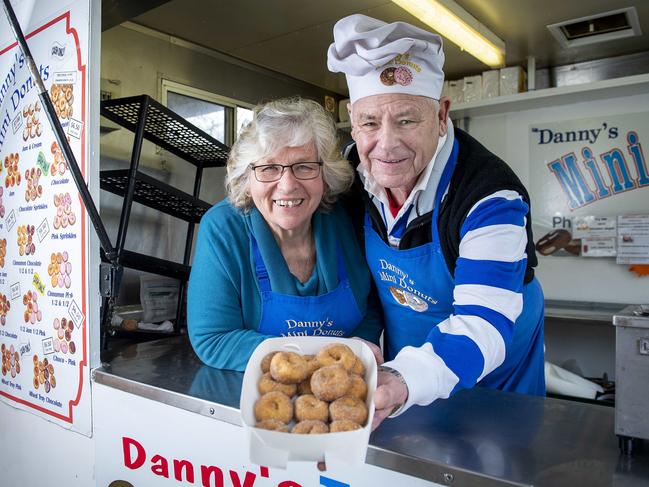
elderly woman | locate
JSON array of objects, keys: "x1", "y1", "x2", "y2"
[{"x1": 188, "y1": 97, "x2": 382, "y2": 371}]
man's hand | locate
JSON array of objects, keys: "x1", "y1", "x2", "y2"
[
  {"x1": 372, "y1": 369, "x2": 408, "y2": 431},
  {"x1": 351, "y1": 337, "x2": 384, "y2": 365}
]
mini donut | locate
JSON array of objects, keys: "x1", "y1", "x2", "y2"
[
  {"x1": 330, "y1": 420, "x2": 362, "y2": 432},
  {"x1": 294, "y1": 394, "x2": 328, "y2": 422},
  {"x1": 260, "y1": 351, "x2": 278, "y2": 373},
  {"x1": 270, "y1": 352, "x2": 308, "y2": 384},
  {"x1": 351, "y1": 357, "x2": 366, "y2": 376},
  {"x1": 347, "y1": 374, "x2": 368, "y2": 401},
  {"x1": 254, "y1": 391, "x2": 293, "y2": 424},
  {"x1": 330, "y1": 396, "x2": 368, "y2": 425},
  {"x1": 292, "y1": 420, "x2": 329, "y2": 434},
  {"x1": 297, "y1": 378, "x2": 312, "y2": 396},
  {"x1": 255, "y1": 419, "x2": 290, "y2": 432},
  {"x1": 258, "y1": 372, "x2": 297, "y2": 397},
  {"x1": 304, "y1": 354, "x2": 321, "y2": 375},
  {"x1": 310, "y1": 364, "x2": 350, "y2": 402},
  {"x1": 316, "y1": 344, "x2": 356, "y2": 372}
]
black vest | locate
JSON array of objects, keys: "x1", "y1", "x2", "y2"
[{"x1": 342, "y1": 128, "x2": 537, "y2": 284}]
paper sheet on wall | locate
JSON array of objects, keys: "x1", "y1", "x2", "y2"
[
  {"x1": 0, "y1": 0, "x2": 91, "y2": 435},
  {"x1": 572, "y1": 216, "x2": 617, "y2": 257},
  {"x1": 617, "y1": 214, "x2": 649, "y2": 265}
]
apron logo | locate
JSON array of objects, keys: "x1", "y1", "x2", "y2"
[
  {"x1": 280, "y1": 318, "x2": 344, "y2": 337},
  {"x1": 389, "y1": 286, "x2": 429, "y2": 312},
  {"x1": 378, "y1": 259, "x2": 437, "y2": 312}
]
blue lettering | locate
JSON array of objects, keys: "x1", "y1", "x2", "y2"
[
  {"x1": 581, "y1": 147, "x2": 610, "y2": 199},
  {"x1": 320, "y1": 476, "x2": 350, "y2": 487},
  {"x1": 601, "y1": 149, "x2": 635, "y2": 193},
  {"x1": 547, "y1": 153, "x2": 596, "y2": 209},
  {"x1": 627, "y1": 131, "x2": 649, "y2": 187}
]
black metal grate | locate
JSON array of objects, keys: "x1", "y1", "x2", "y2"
[
  {"x1": 102, "y1": 249, "x2": 190, "y2": 281},
  {"x1": 101, "y1": 170, "x2": 211, "y2": 223},
  {"x1": 101, "y1": 95, "x2": 229, "y2": 168}
]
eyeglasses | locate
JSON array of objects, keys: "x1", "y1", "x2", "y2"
[{"x1": 250, "y1": 162, "x2": 323, "y2": 182}]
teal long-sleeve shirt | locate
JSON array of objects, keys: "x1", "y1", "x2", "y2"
[{"x1": 187, "y1": 200, "x2": 383, "y2": 371}]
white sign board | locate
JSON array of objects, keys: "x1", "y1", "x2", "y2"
[
  {"x1": 94, "y1": 383, "x2": 440, "y2": 487},
  {"x1": 0, "y1": 0, "x2": 91, "y2": 435},
  {"x1": 529, "y1": 113, "x2": 649, "y2": 258}
]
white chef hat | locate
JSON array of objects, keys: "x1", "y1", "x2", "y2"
[{"x1": 327, "y1": 14, "x2": 445, "y2": 103}]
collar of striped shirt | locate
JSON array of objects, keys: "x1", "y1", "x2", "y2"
[{"x1": 357, "y1": 120, "x2": 455, "y2": 246}]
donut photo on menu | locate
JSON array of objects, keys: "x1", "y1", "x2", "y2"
[{"x1": 535, "y1": 229, "x2": 571, "y2": 256}]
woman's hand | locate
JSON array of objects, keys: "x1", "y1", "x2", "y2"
[{"x1": 351, "y1": 336, "x2": 384, "y2": 365}]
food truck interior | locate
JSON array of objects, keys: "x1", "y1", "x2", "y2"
[
  {"x1": 99, "y1": 0, "x2": 649, "y2": 392},
  {"x1": 2, "y1": 1, "x2": 649, "y2": 485}
]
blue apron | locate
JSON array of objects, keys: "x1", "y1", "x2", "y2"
[
  {"x1": 364, "y1": 140, "x2": 545, "y2": 395},
  {"x1": 252, "y1": 235, "x2": 363, "y2": 338}
]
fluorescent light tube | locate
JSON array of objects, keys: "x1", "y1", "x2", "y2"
[{"x1": 392, "y1": 0, "x2": 505, "y2": 67}]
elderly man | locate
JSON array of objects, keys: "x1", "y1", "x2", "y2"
[{"x1": 328, "y1": 14, "x2": 545, "y2": 429}]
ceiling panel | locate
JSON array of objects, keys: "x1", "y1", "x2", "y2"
[{"x1": 131, "y1": 0, "x2": 649, "y2": 95}]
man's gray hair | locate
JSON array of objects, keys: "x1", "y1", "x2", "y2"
[{"x1": 226, "y1": 96, "x2": 353, "y2": 210}]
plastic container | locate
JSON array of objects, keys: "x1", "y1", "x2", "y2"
[{"x1": 240, "y1": 336, "x2": 377, "y2": 468}]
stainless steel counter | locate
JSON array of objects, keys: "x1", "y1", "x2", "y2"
[
  {"x1": 93, "y1": 336, "x2": 649, "y2": 487},
  {"x1": 544, "y1": 299, "x2": 628, "y2": 323}
]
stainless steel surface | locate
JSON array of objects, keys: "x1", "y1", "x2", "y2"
[
  {"x1": 614, "y1": 305, "x2": 649, "y2": 329},
  {"x1": 614, "y1": 305, "x2": 649, "y2": 442},
  {"x1": 545, "y1": 299, "x2": 627, "y2": 323},
  {"x1": 128, "y1": 0, "x2": 649, "y2": 93},
  {"x1": 95, "y1": 336, "x2": 649, "y2": 486}
]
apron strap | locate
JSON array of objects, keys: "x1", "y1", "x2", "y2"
[
  {"x1": 335, "y1": 241, "x2": 348, "y2": 282},
  {"x1": 388, "y1": 203, "x2": 413, "y2": 240},
  {"x1": 431, "y1": 139, "x2": 460, "y2": 244},
  {"x1": 251, "y1": 233, "x2": 348, "y2": 292},
  {"x1": 250, "y1": 234, "x2": 272, "y2": 293}
]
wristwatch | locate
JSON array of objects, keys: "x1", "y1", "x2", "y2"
[{"x1": 378, "y1": 365, "x2": 409, "y2": 417}]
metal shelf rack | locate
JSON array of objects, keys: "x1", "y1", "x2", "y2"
[{"x1": 100, "y1": 95, "x2": 228, "y2": 335}]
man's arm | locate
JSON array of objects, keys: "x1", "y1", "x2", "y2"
[{"x1": 376, "y1": 189, "x2": 529, "y2": 416}]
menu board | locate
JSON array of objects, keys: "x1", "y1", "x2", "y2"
[
  {"x1": 572, "y1": 216, "x2": 617, "y2": 257},
  {"x1": 529, "y1": 112, "x2": 649, "y2": 259},
  {"x1": 0, "y1": 1, "x2": 91, "y2": 435}
]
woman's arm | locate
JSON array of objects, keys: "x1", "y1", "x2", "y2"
[{"x1": 188, "y1": 210, "x2": 268, "y2": 371}]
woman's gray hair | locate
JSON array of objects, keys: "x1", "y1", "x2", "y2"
[{"x1": 226, "y1": 96, "x2": 353, "y2": 210}]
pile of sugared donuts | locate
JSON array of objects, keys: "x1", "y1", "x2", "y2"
[{"x1": 254, "y1": 343, "x2": 369, "y2": 434}]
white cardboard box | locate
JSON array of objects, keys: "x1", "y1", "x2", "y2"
[
  {"x1": 447, "y1": 79, "x2": 464, "y2": 104},
  {"x1": 240, "y1": 336, "x2": 377, "y2": 468},
  {"x1": 500, "y1": 66, "x2": 526, "y2": 96},
  {"x1": 482, "y1": 70, "x2": 500, "y2": 99},
  {"x1": 463, "y1": 75, "x2": 483, "y2": 103}
]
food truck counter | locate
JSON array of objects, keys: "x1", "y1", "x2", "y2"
[{"x1": 93, "y1": 336, "x2": 649, "y2": 487}]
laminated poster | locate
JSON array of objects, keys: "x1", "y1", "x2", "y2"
[
  {"x1": 617, "y1": 214, "x2": 649, "y2": 265},
  {"x1": 529, "y1": 113, "x2": 649, "y2": 259},
  {"x1": 573, "y1": 216, "x2": 617, "y2": 257},
  {"x1": 0, "y1": 1, "x2": 91, "y2": 435}
]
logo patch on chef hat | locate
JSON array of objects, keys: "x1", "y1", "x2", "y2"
[
  {"x1": 379, "y1": 66, "x2": 414, "y2": 87},
  {"x1": 378, "y1": 53, "x2": 419, "y2": 88}
]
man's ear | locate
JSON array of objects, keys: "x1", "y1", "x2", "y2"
[
  {"x1": 438, "y1": 96, "x2": 451, "y2": 136},
  {"x1": 347, "y1": 102, "x2": 356, "y2": 140}
]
